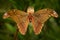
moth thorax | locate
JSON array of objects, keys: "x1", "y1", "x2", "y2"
[{"x1": 27, "y1": 7, "x2": 34, "y2": 14}]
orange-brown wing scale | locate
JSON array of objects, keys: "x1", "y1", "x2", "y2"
[
  {"x1": 3, "y1": 9, "x2": 29, "y2": 35},
  {"x1": 32, "y1": 8, "x2": 58, "y2": 35}
]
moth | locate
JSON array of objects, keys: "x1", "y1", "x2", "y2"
[{"x1": 3, "y1": 7, "x2": 58, "y2": 35}]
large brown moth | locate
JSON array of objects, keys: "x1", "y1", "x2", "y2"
[{"x1": 3, "y1": 7, "x2": 58, "y2": 35}]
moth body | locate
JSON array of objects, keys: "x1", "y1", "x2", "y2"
[
  {"x1": 27, "y1": 7, "x2": 34, "y2": 22},
  {"x1": 28, "y1": 13, "x2": 33, "y2": 22}
]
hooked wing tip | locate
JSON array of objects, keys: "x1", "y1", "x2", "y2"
[
  {"x1": 3, "y1": 12, "x2": 9, "y2": 19},
  {"x1": 53, "y1": 11, "x2": 58, "y2": 18}
]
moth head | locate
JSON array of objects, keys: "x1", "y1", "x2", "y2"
[{"x1": 27, "y1": 7, "x2": 34, "y2": 14}]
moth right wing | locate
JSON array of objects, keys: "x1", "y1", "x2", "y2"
[{"x1": 32, "y1": 8, "x2": 58, "y2": 35}]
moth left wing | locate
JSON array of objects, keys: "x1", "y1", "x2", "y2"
[
  {"x1": 3, "y1": 9, "x2": 29, "y2": 35},
  {"x1": 32, "y1": 8, "x2": 58, "y2": 35}
]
